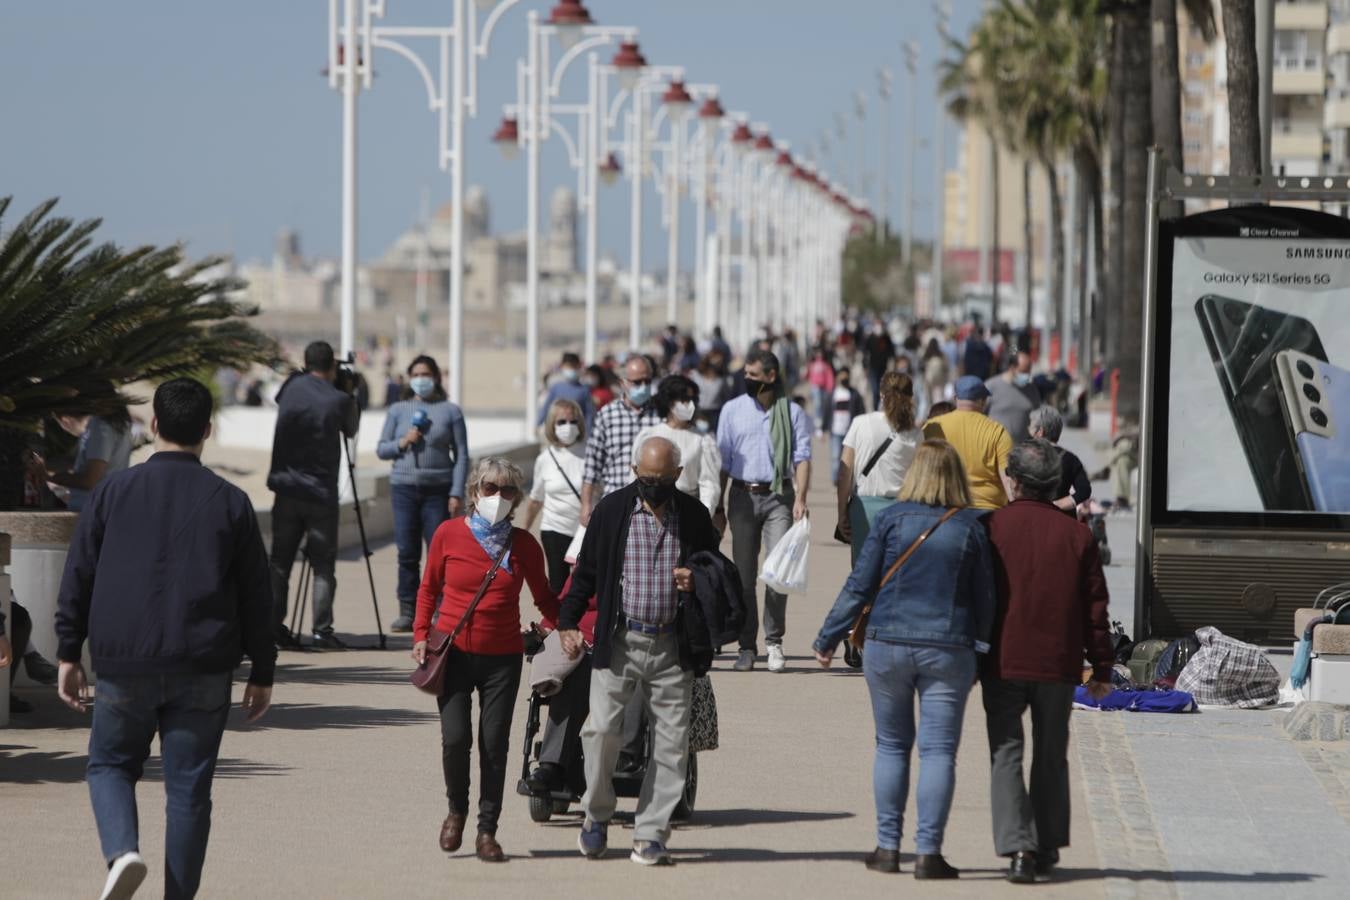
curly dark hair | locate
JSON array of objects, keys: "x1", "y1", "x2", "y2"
[{"x1": 652, "y1": 374, "x2": 700, "y2": 419}]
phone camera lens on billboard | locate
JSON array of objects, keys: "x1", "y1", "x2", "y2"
[
  {"x1": 1303, "y1": 383, "x2": 1322, "y2": 404},
  {"x1": 1311, "y1": 407, "x2": 1329, "y2": 428},
  {"x1": 1297, "y1": 359, "x2": 1315, "y2": 379}
]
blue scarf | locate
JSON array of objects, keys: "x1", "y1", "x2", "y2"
[{"x1": 468, "y1": 512, "x2": 513, "y2": 567}]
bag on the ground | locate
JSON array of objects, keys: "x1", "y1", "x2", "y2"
[
  {"x1": 1127, "y1": 638, "x2": 1169, "y2": 686},
  {"x1": 1174, "y1": 626, "x2": 1280, "y2": 708},
  {"x1": 760, "y1": 517, "x2": 811, "y2": 593},
  {"x1": 688, "y1": 675, "x2": 719, "y2": 753},
  {"x1": 1153, "y1": 633, "x2": 1201, "y2": 687},
  {"x1": 1072, "y1": 686, "x2": 1196, "y2": 713}
]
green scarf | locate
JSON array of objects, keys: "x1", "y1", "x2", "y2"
[{"x1": 769, "y1": 395, "x2": 793, "y2": 495}]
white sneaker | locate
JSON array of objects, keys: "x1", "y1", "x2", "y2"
[
  {"x1": 767, "y1": 645, "x2": 786, "y2": 672},
  {"x1": 100, "y1": 852, "x2": 147, "y2": 900}
]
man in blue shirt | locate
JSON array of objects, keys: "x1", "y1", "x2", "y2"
[
  {"x1": 56, "y1": 378, "x2": 275, "y2": 900},
  {"x1": 716, "y1": 348, "x2": 812, "y2": 672},
  {"x1": 537, "y1": 351, "x2": 595, "y2": 433}
]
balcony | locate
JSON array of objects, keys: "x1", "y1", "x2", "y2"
[
  {"x1": 1329, "y1": 22, "x2": 1350, "y2": 56},
  {"x1": 1274, "y1": 60, "x2": 1326, "y2": 95},
  {"x1": 1271, "y1": 127, "x2": 1324, "y2": 160},
  {"x1": 1329, "y1": 94, "x2": 1350, "y2": 129},
  {"x1": 1276, "y1": 3, "x2": 1329, "y2": 32}
]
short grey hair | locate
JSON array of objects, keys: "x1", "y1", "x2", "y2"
[
  {"x1": 1006, "y1": 439, "x2": 1062, "y2": 502},
  {"x1": 1028, "y1": 405, "x2": 1063, "y2": 443},
  {"x1": 634, "y1": 433, "x2": 682, "y2": 467},
  {"x1": 467, "y1": 456, "x2": 526, "y2": 505}
]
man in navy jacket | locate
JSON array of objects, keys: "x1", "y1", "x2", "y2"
[{"x1": 56, "y1": 378, "x2": 275, "y2": 900}]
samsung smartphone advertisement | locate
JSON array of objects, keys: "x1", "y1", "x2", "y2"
[{"x1": 1162, "y1": 207, "x2": 1350, "y2": 520}]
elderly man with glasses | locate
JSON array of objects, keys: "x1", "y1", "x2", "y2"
[
  {"x1": 558, "y1": 435, "x2": 721, "y2": 867},
  {"x1": 579, "y1": 354, "x2": 661, "y2": 527}
]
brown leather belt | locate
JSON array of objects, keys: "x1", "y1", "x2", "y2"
[{"x1": 731, "y1": 478, "x2": 773, "y2": 495}]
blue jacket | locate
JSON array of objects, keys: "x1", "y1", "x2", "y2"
[
  {"x1": 56, "y1": 452, "x2": 277, "y2": 686},
  {"x1": 814, "y1": 501, "x2": 996, "y2": 654},
  {"x1": 376, "y1": 398, "x2": 469, "y2": 497},
  {"x1": 537, "y1": 380, "x2": 595, "y2": 431}
]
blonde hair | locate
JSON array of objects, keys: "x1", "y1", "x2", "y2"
[
  {"x1": 544, "y1": 398, "x2": 586, "y2": 447},
  {"x1": 896, "y1": 439, "x2": 973, "y2": 508},
  {"x1": 467, "y1": 456, "x2": 526, "y2": 507}
]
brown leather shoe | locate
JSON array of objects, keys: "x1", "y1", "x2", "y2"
[
  {"x1": 476, "y1": 831, "x2": 506, "y2": 863},
  {"x1": 439, "y1": 813, "x2": 466, "y2": 852}
]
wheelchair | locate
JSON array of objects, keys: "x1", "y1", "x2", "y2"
[{"x1": 514, "y1": 646, "x2": 698, "y2": 824}]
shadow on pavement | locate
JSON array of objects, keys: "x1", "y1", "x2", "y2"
[
  {"x1": 0, "y1": 746, "x2": 289, "y2": 784},
  {"x1": 229, "y1": 702, "x2": 435, "y2": 732},
  {"x1": 675, "y1": 808, "x2": 855, "y2": 828},
  {"x1": 1050, "y1": 868, "x2": 1321, "y2": 886},
  {"x1": 527, "y1": 846, "x2": 881, "y2": 864},
  {"x1": 272, "y1": 663, "x2": 414, "y2": 687}
]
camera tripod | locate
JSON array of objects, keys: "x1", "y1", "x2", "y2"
[{"x1": 288, "y1": 435, "x2": 387, "y2": 650}]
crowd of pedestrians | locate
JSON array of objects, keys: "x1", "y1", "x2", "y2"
[{"x1": 27, "y1": 313, "x2": 1130, "y2": 896}]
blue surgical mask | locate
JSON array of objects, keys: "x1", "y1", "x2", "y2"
[
  {"x1": 1013, "y1": 373, "x2": 1032, "y2": 388},
  {"x1": 410, "y1": 376, "x2": 436, "y2": 398},
  {"x1": 561, "y1": 367, "x2": 580, "y2": 383},
  {"x1": 628, "y1": 383, "x2": 652, "y2": 406}
]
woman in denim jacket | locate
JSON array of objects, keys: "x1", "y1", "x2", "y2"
[{"x1": 813, "y1": 439, "x2": 996, "y2": 879}]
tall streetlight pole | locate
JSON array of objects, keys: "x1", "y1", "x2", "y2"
[
  {"x1": 902, "y1": 41, "x2": 918, "y2": 269},
  {"x1": 659, "y1": 79, "x2": 693, "y2": 325},
  {"x1": 337, "y1": 0, "x2": 360, "y2": 358},
  {"x1": 877, "y1": 68, "x2": 892, "y2": 244},
  {"x1": 931, "y1": 0, "x2": 952, "y2": 314},
  {"x1": 693, "y1": 95, "x2": 724, "y2": 338}
]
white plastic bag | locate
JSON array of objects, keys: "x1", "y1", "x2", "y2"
[{"x1": 760, "y1": 516, "x2": 811, "y2": 593}]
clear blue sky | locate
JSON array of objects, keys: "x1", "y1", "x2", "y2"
[{"x1": 0, "y1": 1, "x2": 980, "y2": 269}]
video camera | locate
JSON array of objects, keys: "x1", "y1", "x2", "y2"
[{"x1": 334, "y1": 351, "x2": 359, "y2": 396}]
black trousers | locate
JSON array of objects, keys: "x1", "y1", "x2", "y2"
[
  {"x1": 438, "y1": 649, "x2": 522, "y2": 835},
  {"x1": 982, "y1": 677, "x2": 1076, "y2": 858},
  {"x1": 539, "y1": 529, "x2": 572, "y2": 595}
]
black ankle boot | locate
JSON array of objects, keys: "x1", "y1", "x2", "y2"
[
  {"x1": 863, "y1": 847, "x2": 900, "y2": 873},
  {"x1": 914, "y1": 854, "x2": 959, "y2": 879}
]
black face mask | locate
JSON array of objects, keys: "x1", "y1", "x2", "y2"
[
  {"x1": 746, "y1": 377, "x2": 777, "y2": 400},
  {"x1": 637, "y1": 478, "x2": 677, "y2": 508}
]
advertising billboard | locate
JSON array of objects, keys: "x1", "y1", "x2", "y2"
[{"x1": 1155, "y1": 206, "x2": 1350, "y2": 526}]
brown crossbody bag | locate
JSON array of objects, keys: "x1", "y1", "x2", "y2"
[{"x1": 847, "y1": 507, "x2": 959, "y2": 650}]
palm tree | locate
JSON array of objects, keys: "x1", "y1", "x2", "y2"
[
  {"x1": 0, "y1": 197, "x2": 282, "y2": 508},
  {"x1": 1222, "y1": 0, "x2": 1262, "y2": 175},
  {"x1": 1153, "y1": 0, "x2": 1217, "y2": 218}
]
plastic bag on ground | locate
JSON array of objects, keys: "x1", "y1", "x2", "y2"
[{"x1": 760, "y1": 516, "x2": 811, "y2": 594}]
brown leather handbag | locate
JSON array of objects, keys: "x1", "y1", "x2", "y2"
[
  {"x1": 847, "y1": 507, "x2": 959, "y2": 651},
  {"x1": 411, "y1": 540, "x2": 511, "y2": 695}
]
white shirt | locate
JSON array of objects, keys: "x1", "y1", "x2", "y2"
[
  {"x1": 631, "y1": 422, "x2": 723, "y2": 515},
  {"x1": 531, "y1": 442, "x2": 585, "y2": 535},
  {"x1": 843, "y1": 413, "x2": 922, "y2": 498}
]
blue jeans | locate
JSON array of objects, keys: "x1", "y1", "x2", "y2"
[
  {"x1": 87, "y1": 672, "x2": 233, "y2": 900},
  {"x1": 391, "y1": 482, "x2": 450, "y2": 618},
  {"x1": 862, "y1": 640, "x2": 976, "y2": 853}
]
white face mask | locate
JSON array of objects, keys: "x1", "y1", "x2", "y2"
[
  {"x1": 672, "y1": 400, "x2": 697, "y2": 422},
  {"x1": 475, "y1": 494, "x2": 513, "y2": 525},
  {"x1": 555, "y1": 423, "x2": 580, "y2": 446}
]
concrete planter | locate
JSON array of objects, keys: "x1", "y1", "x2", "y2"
[{"x1": 0, "y1": 512, "x2": 79, "y2": 697}]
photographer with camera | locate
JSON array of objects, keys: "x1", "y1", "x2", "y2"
[
  {"x1": 267, "y1": 341, "x2": 361, "y2": 649},
  {"x1": 376, "y1": 354, "x2": 469, "y2": 633}
]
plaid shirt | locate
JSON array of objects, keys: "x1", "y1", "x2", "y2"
[
  {"x1": 621, "y1": 496, "x2": 681, "y2": 624},
  {"x1": 584, "y1": 400, "x2": 661, "y2": 496}
]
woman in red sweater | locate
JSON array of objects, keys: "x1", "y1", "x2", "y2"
[{"x1": 412, "y1": 456, "x2": 559, "y2": 862}]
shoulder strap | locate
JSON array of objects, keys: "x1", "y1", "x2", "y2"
[
  {"x1": 548, "y1": 448, "x2": 582, "y2": 500},
  {"x1": 860, "y1": 434, "x2": 896, "y2": 478},
  {"x1": 435, "y1": 538, "x2": 511, "y2": 650},
  {"x1": 878, "y1": 507, "x2": 960, "y2": 590}
]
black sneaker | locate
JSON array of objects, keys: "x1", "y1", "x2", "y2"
[
  {"x1": 526, "y1": 762, "x2": 565, "y2": 795},
  {"x1": 275, "y1": 626, "x2": 303, "y2": 650},
  {"x1": 312, "y1": 632, "x2": 348, "y2": 650}
]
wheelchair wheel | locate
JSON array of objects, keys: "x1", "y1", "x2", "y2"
[
  {"x1": 673, "y1": 753, "x2": 698, "y2": 821},
  {"x1": 529, "y1": 793, "x2": 553, "y2": 823}
]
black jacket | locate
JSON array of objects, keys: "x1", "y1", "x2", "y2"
[
  {"x1": 560, "y1": 483, "x2": 721, "y2": 675},
  {"x1": 687, "y1": 549, "x2": 746, "y2": 650},
  {"x1": 56, "y1": 452, "x2": 277, "y2": 686},
  {"x1": 267, "y1": 371, "x2": 359, "y2": 506}
]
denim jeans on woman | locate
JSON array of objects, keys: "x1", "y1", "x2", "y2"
[
  {"x1": 87, "y1": 671, "x2": 233, "y2": 900},
  {"x1": 862, "y1": 639, "x2": 976, "y2": 853},
  {"x1": 392, "y1": 482, "x2": 450, "y2": 618}
]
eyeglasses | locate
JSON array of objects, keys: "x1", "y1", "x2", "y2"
[{"x1": 479, "y1": 481, "x2": 520, "y2": 500}]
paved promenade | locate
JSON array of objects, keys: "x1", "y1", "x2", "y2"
[{"x1": 4, "y1": 423, "x2": 1350, "y2": 898}]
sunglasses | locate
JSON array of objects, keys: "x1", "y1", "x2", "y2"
[
  {"x1": 479, "y1": 481, "x2": 520, "y2": 500},
  {"x1": 555, "y1": 419, "x2": 579, "y2": 426}
]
